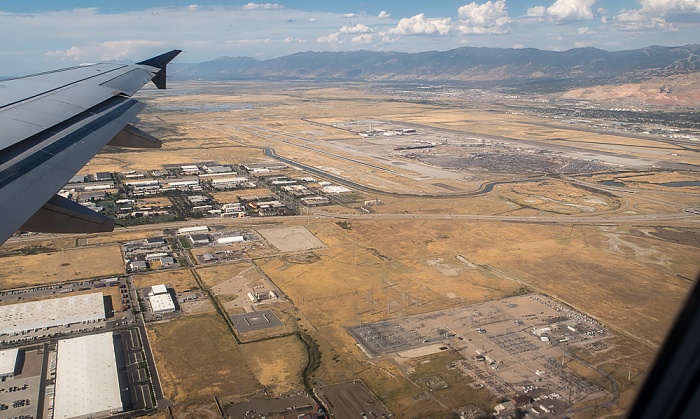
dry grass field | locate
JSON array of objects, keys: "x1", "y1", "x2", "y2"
[
  {"x1": 132, "y1": 269, "x2": 199, "y2": 291},
  {"x1": 196, "y1": 262, "x2": 262, "y2": 289},
  {"x1": 342, "y1": 219, "x2": 695, "y2": 346},
  {"x1": 0, "y1": 245, "x2": 123, "y2": 289},
  {"x1": 237, "y1": 334, "x2": 307, "y2": 395},
  {"x1": 147, "y1": 312, "x2": 260, "y2": 409}
]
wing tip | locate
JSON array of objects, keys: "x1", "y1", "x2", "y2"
[{"x1": 137, "y1": 49, "x2": 182, "y2": 89}]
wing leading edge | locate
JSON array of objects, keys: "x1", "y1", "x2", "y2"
[{"x1": 0, "y1": 50, "x2": 181, "y2": 245}]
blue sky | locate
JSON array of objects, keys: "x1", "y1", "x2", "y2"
[{"x1": 1, "y1": 0, "x2": 699, "y2": 75}]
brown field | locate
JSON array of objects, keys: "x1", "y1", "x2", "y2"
[
  {"x1": 147, "y1": 312, "x2": 260, "y2": 408},
  {"x1": 196, "y1": 262, "x2": 260, "y2": 289},
  {"x1": 237, "y1": 334, "x2": 307, "y2": 395},
  {"x1": 132, "y1": 269, "x2": 199, "y2": 291},
  {"x1": 0, "y1": 245, "x2": 123, "y2": 289},
  {"x1": 495, "y1": 180, "x2": 620, "y2": 214}
]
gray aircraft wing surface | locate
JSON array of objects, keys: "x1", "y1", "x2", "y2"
[{"x1": 0, "y1": 50, "x2": 181, "y2": 245}]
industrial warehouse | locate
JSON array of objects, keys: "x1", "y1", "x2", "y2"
[
  {"x1": 0, "y1": 281, "x2": 163, "y2": 419},
  {"x1": 147, "y1": 285, "x2": 177, "y2": 315},
  {"x1": 0, "y1": 293, "x2": 105, "y2": 336},
  {"x1": 52, "y1": 333, "x2": 123, "y2": 419}
]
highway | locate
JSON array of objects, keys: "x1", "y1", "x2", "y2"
[{"x1": 5, "y1": 209, "x2": 698, "y2": 246}]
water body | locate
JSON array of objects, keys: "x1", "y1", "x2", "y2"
[
  {"x1": 660, "y1": 181, "x2": 700, "y2": 187},
  {"x1": 599, "y1": 180, "x2": 700, "y2": 188},
  {"x1": 600, "y1": 180, "x2": 626, "y2": 187}
]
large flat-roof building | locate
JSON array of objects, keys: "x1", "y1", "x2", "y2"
[
  {"x1": 150, "y1": 294, "x2": 176, "y2": 314},
  {"x1": 0, "y1": 293, "x2": 105, "y2": 336},
  {"x1": 0, "y1": 348, "x2": 18, "y2": 378},
  {"x1": 53, "y1": 333, "x2": 122, "y2": 419},
  {"x1": 149, "y1": 284, "x2": 176, "y2": 314}
]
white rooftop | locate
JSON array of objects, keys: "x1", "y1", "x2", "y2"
[
  {"x1": 150, "y1": 293, "x2": 176, "y2": 314},
  {"x1": 53, "y1": 333, "x2": 122, "y2": 419},
  {"x1": 151, "y1": 284, "x2": 168, "y2": 295},
  {"x1": 0, "y1": 348, "x2": 18, "y2": 377},
  {"x1": 323, "y1": 185, "x2": 352, "y2": 194},
  {"x1": 0, "y1": 293, "x2": 105, "y2": 335}
]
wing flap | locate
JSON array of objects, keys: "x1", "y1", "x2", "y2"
[
  {"x1": 107, "y1": 124, "x2": 162, "y2": 148},
  {"x1": 20, "y1": 194, "x2": 114, "y2": 234}
]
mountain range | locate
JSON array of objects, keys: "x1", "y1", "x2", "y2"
[{"x1": 170, "y1": 44, "x2": 700, "y2": 92}]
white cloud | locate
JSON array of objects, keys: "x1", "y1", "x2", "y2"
[
  {"x1": 389, "y1": 13, "x2": 453, "y2": 35},
  {"x1": 545, "y1": 0, "x2": 597, "y2": 22},
  {"x1": 352, "y1": 34, "x2": 375, "y2": 44},
  {"x1": 343, "y1": 13, "x2": 358, "y2": 18},
  {"x1": 340, "y1": 23, "x2": 372, "y2": 34},
  {"x1": 611, "y1": 0, "x2": 700, "y2": 31},
  {"x1": 47, "y1": 40, "x2": 166, "y2": 61},
  {"x1": 614, "y1": 9, "x2": 669, "y2": 30},
  {"x1": 309, "y1": 17, "x2": 318, "y2": 22},
  {"x1": 457, "y1": 0, "x2": 512, "y2": 34},
  {"x1": 527, "y1": 6, "x2": 546, "y2": 17},
  {"x1": 243, "y1": 3, "x2": 283, "y2": 10},
  {"x1": 284, "y1": 37, "x2": 305, "y2": 43},
  {"x1": 378, "y1": 11, "x2": 391, "y2": 19},
  {"x1": 317, "y1": 32, "x2": 342, "y2": 44},
  {"x1": 639, "y1": 0, "x2": 700, "y2": 12},
  {"x1": 578, "y1": 26, "x2": 590, "y2": 34}
]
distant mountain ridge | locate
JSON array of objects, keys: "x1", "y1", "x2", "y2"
[{"x1": 170, "y1": 44, "x2": 700, "y2": 91}]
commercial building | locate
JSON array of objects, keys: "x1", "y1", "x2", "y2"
[
  {"x1": 188, "y1": 234, "x2": 211, "y2": 245},
  {"x1": 53, "y1": 333, "x2": 122, "y2": 419},
  {"x1": 215, "y1": 236, "x2": 244, "y2": 245},
  {"x1": 0, "y1": 293, "x2": 105, "y2": 336},
  {"x1": 177, "y1": 226, "x2": 209, "y2": 235},
  {"x1": 149, "y1": 284, "x2": 176, "y2": 315},
  {"x1": 0, "y1": 348, "x2": 18, "y2": 378},
  {"x1": 151, "y1": 284, "x2": 167, "y2": 295},
  {"x1": 323, "y1": 185, "x2": 352, "y2": 194}
]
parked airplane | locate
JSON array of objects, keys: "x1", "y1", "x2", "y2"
[{"x1": 0, "y1": 50, "x2": 181, "y2": 245}]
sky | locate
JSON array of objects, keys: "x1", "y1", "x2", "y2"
[{"x1": 1, "y1": 0, "x2": 699, "y2": 75}]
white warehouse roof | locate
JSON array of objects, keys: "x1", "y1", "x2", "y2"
[
  {"x1": 151, "y1": 284, "x2": 168, "y2": 295},
  {"x1": 150, "y1": 293, "x2": 176, "y2": 314},
  {"x1": 177, "y1": 226, "x2": 209, "y2": 234},
  {"x1": 53, "y1": 333, "x2": 122, "y2": 419},
  {"x1": 0, "y1": 293, "x2": 105, "y2": 335},
  {"x1": 216, "y1": 236, "x2": 244, "y2": 245},
  {"x1": 0, "y1": 348, "x2": 18, "y2": 377},
  {"x1": 323, "y1": 185, "x2": 352, "y2": 194}
]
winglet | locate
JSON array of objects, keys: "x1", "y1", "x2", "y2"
[{"x1": 137, "y1": 49, "x2": 182, "y2": 89}]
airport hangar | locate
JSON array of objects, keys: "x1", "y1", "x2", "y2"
[{"x1": 0, "y1": 292, "x2": 105, "y2": 335}]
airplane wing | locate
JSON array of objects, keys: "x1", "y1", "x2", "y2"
[{"x1": 0, "y1": 50, "x2": 181, "y2": 245}]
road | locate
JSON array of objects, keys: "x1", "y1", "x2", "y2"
[{"x1": 5, "y1": 208, "x2": 698, "y2": 247}]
